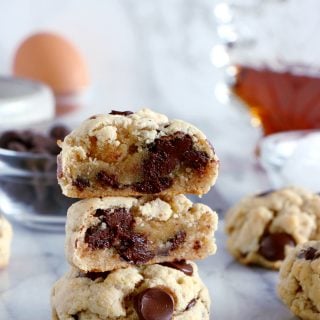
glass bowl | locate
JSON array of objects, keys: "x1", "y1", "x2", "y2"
[
  {"x1": 0, "y1": 127, "x2": 75, "y2": 231},
  {"x1": 259, "y1": 129, "x2": 320, "y2": 192}
]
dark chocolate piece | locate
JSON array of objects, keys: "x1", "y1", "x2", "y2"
[
  {"x1": 298, "y1": 247, "x2": 320, "y2": 260},
  {"x1": 258, "y1": 232, "x2": 295, "y2": 261},
  {"x1": 118, "y1": 233, "x2": 155, "y2": 264},
  {"x1": 161, "y1": 260, "x2": 193, "y2": 276},
  {"x1": 168, "y1": 231, "x2": 186, "y2": 251},
  {"x1": 78, "y1": 271, "x2": 110, "y2": 281},
  {"x1": 133, "y1": 132, "x2": 210, "y2": 194},
  {"x1": 85, "y1": 226, "x2": 114, "y2": 249},
  {"x1": 49, "y1": 125, "x2": 70, "y2": 141},
  {"x1": 96, "y1": 171, "x2": 119, "y2": 189},
  {"x1": 72, "y1": 177, "x2": 90, "y2": 191},
  {"x1": 84, "y1": 208, "x2": 155, "y2": 264},
  {"x1": 133, "y1": 288, "x2": 174, "y2": 320},
  {"x1": 109, "y1": 110, "x2": 134, "y2": 116}
]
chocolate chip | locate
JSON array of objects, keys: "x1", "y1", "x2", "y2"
[
  {"x1": 96, "y1": 171, "x2": 119, "y2": 189},
  {"x1": 72, "y1": 177, "x2": 90, "y2": 191},
  {"x1": 298, "y1": 247, "x2": 320, "y2": 260},
  {"x1": 161, "y1": 260, "x2": 193, "y2": 276},
  {"x1": 85, "y1": 208, "x2": 155, "y2": 264},
  {"x1": 258, "y1": 233, "x2": 296, "y2": 261},
  {"x1": 118, "y1": 233, "x2": 155, "y2": 264},
  {"x1": 193, "y1": 241, "x2": 201, "y2": 250},
  {"x1": 133, "y1": 132, "x2": 210, "y2": 194},
  {"x1": 133, "y1": 288, "x2": 174, "y2": 320},
  {"x1": 185, "y1": 299, "x2": 196, "y2": 311},
  {"x1": 78, "y1": 271, "x2": 110, "y2": 281},
  {"x1": 168, "y1": 231, "x2": 186, "y2": 251},
  {"x1": 109, "y1": 110, "x2": 134, "y2": 116},
  {"x1": 71, "y1": 314, "x2": 79, "y2": 320},
  {"x1": 133, "y1": 177, "x2": 173, "y2": 194},
  {"x1": 0, "y1": 128, "x2": 63, "y2": 155},
  {"x1": 256, "y1": 190, "x2": 274, "y2": 197},
  {"x1": 85, "y1": 226, "x2": 114, "y2": 249},
  {"x1": 95, "y1": 208, "x2": 134, "y2": 236},
  {"x1": 49, "y1": 125, "x2": 70, "y2": 141},
  {"x1": 182, "y1": 150, "x2": 209, "y2": 172}
]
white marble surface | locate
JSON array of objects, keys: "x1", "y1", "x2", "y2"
[{"x1": 0, "y1": 0, "x2": 300, "y2": 319}]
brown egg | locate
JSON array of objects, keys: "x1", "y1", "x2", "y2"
[{"x1": 13, "y1": 32, "x2": 89, "y2": 95}]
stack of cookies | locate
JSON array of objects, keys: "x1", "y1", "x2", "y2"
[{"x1": 51, "y1": 109, "x2": 219, "y2": 320}]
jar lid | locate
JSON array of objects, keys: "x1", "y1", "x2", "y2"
[{"x1": 0, "y1": 77, "x2": 55, "y2": 129}]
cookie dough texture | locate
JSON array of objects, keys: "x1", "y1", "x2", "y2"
[
  {"x1": 225, "y1": 187, "x2": 320, "y2": 269},
  {"x1": 57, "y1": 108, "x2": 219, "y2": 198},
  {"x1": 51, "y1": 262, "x2": 210, "y2": 320},
  {"x1": 66, "y1": 195, "x2": 218, "y2": 272},
  {"x1": 0, "y1": 216, "x2": 12, "y2": 268},
  {"x1": 278, "y1": 241, "x2": 320, "y2": 320}
]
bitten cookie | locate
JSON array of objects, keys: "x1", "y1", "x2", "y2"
[
  {"x1": 0, "y1": 215, "x2": 13, "y2": 268},
  {"x1": 51, "y1": 261, "x2": 210, "y2": 320},
  {"x1": 66, "y1": 195, "x2": 218, "y2": 272},
  {"x1": 57, "y1": 109, "x2": 219, "y2": 198},
  {"x1": 278, "y1": 241, "x2": 320, "y2": 320},
  {"x1": 225, "y1": 187, "x2": 320, "y2": 269}
]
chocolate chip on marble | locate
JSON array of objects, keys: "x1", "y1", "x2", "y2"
[
  {"x1": 258, "y1": 232, "x2": 296, "y2": 261},
  {"x1": 161, "y1": 260, "x2": 193, "y2": 276},
  {"x1": 133, "y1": 288, "x2": 174, "y2": 320},
  {"x1": 109, "y1": 110, "x2": 134, "y2": 116},
  {"x1": 298, "y1": 247, "x2": 320, "y2": 260},
  {"x1": 72, "y1": 177, "x2": 90, "y2": 191}
]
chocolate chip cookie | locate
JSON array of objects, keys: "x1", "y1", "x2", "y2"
[
  {"x1": 57, "y1": 109, "x2": 219, "y2": 198},
  {"x1": 51, "y1": 261, "x2": 210, "y2": 320},
  {"x1": 0, "y1": 215, "x2": 13, "y2": 268},
  {"x1": 225, "y1": 187, "x2": 320, "y2": 269},
  {"x1": 66, "y1": 195, "x2": 217, "y2": 271},
  {"x1": 278, "y1": 241, "x2": 320, "y2": 319}
]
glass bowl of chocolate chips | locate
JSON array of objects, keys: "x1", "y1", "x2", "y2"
[{"x1": 0, "y1": 124, "x2": 75, "y2": 231}]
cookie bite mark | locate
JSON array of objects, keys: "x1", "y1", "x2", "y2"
[
  {"x1": 109, "y1": 110, "x2": 134, "y2": 116},
  {"x1": 258, "y1": 232, "x2": 296, "y2": 262},
  {"x1": 298, "y1": 247, "x2": 320, "y2": 260},
  {"x1": 133, "y1": 287, "x2": 174, "y2": 320},
  {"x1": 72, "y1": 177, "x2": 90, "y2": 192}
]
